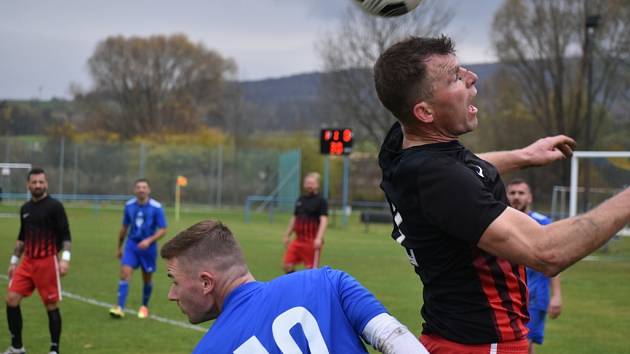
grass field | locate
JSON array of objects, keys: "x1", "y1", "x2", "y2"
[{"x1": 1, "y1": 202, "x2": 629, "y2": 354}]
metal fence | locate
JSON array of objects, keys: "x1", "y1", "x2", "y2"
[{"x1": 0, "y1": 137, "x2": 301, "y2": 208}]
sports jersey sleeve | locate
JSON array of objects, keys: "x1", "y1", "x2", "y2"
[
  {"x1": 319, "y1": 198, "x2": 328, "y2": 216},
  {"x1": 53, "y1": 202, "x2": 71, "y2": 242},
  {"x1": 17, "y1": 205, "x2": 26, "y2": 241},
  {"x1": 122, "y1": 205, "x2": 131, "y2": 226},
  {"x1": 325, "y1": 267, "x2": 387, "y2": 334},
  {"x1": 155, "y1": 205, "x2": 167, "y2": 228},
  {"x1": 419, "y1": 162, "x2": 507, "y2": 245}
]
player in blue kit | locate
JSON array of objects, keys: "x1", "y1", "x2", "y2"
[
  {"x1": 160, "y1": 220, "x2": 429, "y2": 354},
  {"x1": 506, "y1": 179, "x2": 562, "y2": 354},
  {"x1": 109, "y1": 179, "x2": 167, "y2": 319}
]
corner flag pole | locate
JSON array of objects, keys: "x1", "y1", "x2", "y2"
[{"x1": 175, "y1": 175, "x2": 188, "y2": 222}]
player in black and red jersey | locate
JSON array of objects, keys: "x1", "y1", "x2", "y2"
[
  {"x1": 281, "y1": 172, "x2": 328, "y2": 272},
  {"x1": 374, "y1": 36, "x2": 630, "y2": 354},
  {"x1": 4, "y1": 168, "x2": 71, "y2": 354}
]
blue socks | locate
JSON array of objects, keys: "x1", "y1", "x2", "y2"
[
  {"x1": 117, "y1": 280, "x2": 129, "y2": 309},
  {"x1": 142, "y1": 282, "x2": 153, "y2": 307}
]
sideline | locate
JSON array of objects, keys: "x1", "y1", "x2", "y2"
[{"x1": 0, "y1": 274, "x2": 205, "y2": 333}]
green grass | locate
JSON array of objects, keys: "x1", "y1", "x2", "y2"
[{"x1": 0, "y1": 203, "x2": 629, "y2": 353}]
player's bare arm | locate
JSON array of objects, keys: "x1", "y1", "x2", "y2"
[
  {"x1": 117, "y1": 225, "x2": 128, "y2": 258},
  {"x1": 138, "y1": 227, "x2": 167, "y2": 249},
  {"x1": 548, "y1": 275, "x2": 562, "y2": 319},
  {"x1": 313, "y1": 215, "x2": 328, "y2": 250},
  {"x1": 7, "y1": 240, "x2": 25, "y2": 278},
  {"x1": 479, "y1": 135, "x2": 576, "y2": 175},
  {"x1": 59, "y1": 240, "x2": 72, "y2": 276},
  {"x1": 478, "y1": 187, "x2": 630, "y2": 276}
]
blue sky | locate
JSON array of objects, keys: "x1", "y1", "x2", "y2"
[{"x1": 0, "y1": 0, "x2": 503, "y2": 99}]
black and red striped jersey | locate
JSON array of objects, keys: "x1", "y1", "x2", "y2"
[
  {"x1": 18, "y1": 195, "x2": 71, "y2": 259},
  {"x1": 378, "y1": 122, "x2": 528, "y2": 344},
  {"x1": 293, "y1": 194, "x2": 328, "y2": 241}
]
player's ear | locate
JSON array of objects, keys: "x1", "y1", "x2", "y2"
[
  {"x1": 412, "y1": 101, "x2": 434, "y2": 124},
  {"x1": 199, "y1": 272, "x2": 214, "y2": 294}
]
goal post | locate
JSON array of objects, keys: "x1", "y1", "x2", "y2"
[
  {"x1": 0, "y1": 162, "x2": 33, "y2": 199},
  {"x1": 569, "y1": 151, "x2": 630, "y2": 217}
]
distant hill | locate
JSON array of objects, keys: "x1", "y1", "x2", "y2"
[{"x1": 238, "y1": 62, "x2": 501, "y2": 132}]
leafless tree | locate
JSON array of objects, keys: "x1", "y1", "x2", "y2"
[{"x1": 317, "y1": 1, "x2": 453, "y2": 145}]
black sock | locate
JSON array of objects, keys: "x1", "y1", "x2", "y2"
[
  {"x1": 47, "y1": 308, "x2": 62, "y2": 353},
  {"x1": 6, "y1": 305, "x2": 23, "y2": 348}
]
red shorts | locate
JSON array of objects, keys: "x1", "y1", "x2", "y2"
[
  {"x1": 283, "y1": 239, "x2": 319, "y2": 268},
  {"x1": 9, "y1": 255, "x2": 62, "y2": 305},
  {"x1": 420, "y1": 334, "x2": 529, "y2": 354}
]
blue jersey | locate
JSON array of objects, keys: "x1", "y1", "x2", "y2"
[
  {"x1": 194, "y1": 267, "x2": 387, "y2": 354},
  {"x1": 526, "y1": 211, "x2": 552, "y2": 311},
  {"x1": 122, "y1": 198, "x2": 167, "y2": 242}
]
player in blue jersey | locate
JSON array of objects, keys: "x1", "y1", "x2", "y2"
[
  {"x1": 160, "y1": 220, "x2": 429, "y2": 354},
  {"x1": 109, "y1": 178, "x2": 167, "y2": 319},
  {"x1": 506, "y1": 179, "x2": 562, "y2": 354}
]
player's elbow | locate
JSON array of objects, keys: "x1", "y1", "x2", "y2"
[{"x1": 531, "y1": 246, "x2": 563, "y2": 277}]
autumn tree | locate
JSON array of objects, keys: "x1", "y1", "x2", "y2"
[
  {"x1": 77, "y1": 34, "x2": 236, "y2": 139},
  {"x1": 317, "y1": 1, "x2": 453, "y2": 145},
  {"x1": 490, "y1": 0, "x2": 630, "y2": 153}
]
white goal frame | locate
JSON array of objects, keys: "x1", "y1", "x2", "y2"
[
  {"x1": 569, "y1": 151, "x2": 630, "y2": 236},
  {"x1": 0, "y1": 162, "x2": 33, "y2": 196}
]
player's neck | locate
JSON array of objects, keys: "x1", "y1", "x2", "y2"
[
  {"x1": 137, "y1": 197, "x2": 149, "y2": 204},
  {"x1": 217, "y1": 272, "x2": 256, "y2": 311},
  {"x1": 402, "y1": 124, "x2": 457, "y2": 149}
]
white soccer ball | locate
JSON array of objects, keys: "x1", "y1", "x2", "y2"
[{"x1": 352, "y1": 0, "x2": 423, "y2": 17}]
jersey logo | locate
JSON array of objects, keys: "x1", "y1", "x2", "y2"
[
  {"x1": 22, "y1": 213, "x2": 29, "y2": 219},
  {"x1": 472, "y1": 164, "x2": 485, "y2": 178}
]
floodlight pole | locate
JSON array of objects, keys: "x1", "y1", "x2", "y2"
[{"x1": 582, "y1": 11, "x2": 600, "y2": 212}]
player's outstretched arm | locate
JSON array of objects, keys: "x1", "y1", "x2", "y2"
[
  {"x1": 478, "y1": 135, "x2": 576, "y2": 174},
  {"x1": 478, "y1": 187, "x2": 630, "y2": 276},
  {"x1": 363, "y1": 313, "x2": 429, "y2": 354}
]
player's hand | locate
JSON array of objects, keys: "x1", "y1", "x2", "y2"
[
  {"x1": 59, "y1": 260, "x2": 70, "y2": 276},
  {"x1": 313, "y1": 238, "x2": 323, "y2": 250},
  {"x1": 7, "y1": 264, "x2": 16, "y2": 279},
  {"x1": 522, "y1": 135, "x2": 576, "y2": 168},
  {"x1": 116, "y1": 248, "x2": 123, "y2": 259},
  {"x1": 137, "y1": 239, "x2": 151, "y2": 250},
  {"x1": 548, "y1": 295, "x2": 563, "y2": 319}
]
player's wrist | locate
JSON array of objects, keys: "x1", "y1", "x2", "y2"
[
  {"x1": 61, "y1": 250, "x2": 71, "y2": 262},
  {"x1": 10, "y1": 255, "x2": 19, "y2": 265}
]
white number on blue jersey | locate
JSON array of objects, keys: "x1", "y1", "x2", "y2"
[{"x1": 234, "y1": 306, "x2": 329, "y2": 354}]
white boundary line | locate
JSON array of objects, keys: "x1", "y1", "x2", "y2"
[{"x1": 0, "y1": 274, "x2": 205, "y2": 333}]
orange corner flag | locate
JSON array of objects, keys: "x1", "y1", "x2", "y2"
[{"x1": 176, "y1": 175, "x2": 188, "y2": 187}]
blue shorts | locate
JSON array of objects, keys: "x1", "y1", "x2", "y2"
[
  {"x1": 527, "y1": 308, "x2": 547, "y2": 344},
  {"x1": 121, "y1": 239, "x2": 157, "y2": 273}
]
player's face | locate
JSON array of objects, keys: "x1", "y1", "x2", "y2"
[
  {"x1": 424, "y1": 54, "x2": 479, "y2": 137},
  {"x1": 27, "y1": 173, "x2": 48, "y2": 199},
  {"x1": 303, "y1": 176, "x2": 319, "y2": 195},
  {"x1": 507, "y1": 183, "x2": 532, "y2": 212},
  {"x1": 166, "y1": 258, "x2": 217, "y2": 324},
  {"x1": 134, "y1": 181, "x2": 150, "y2": 201}
]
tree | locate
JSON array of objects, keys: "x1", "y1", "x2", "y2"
[
  {"x1": 317, "y1": 1, "x2": 453, "y2": 145},
  {"x1": 77, "y1": 34, "x2": 237, "y2": 139},
  {"x1": 490, "y1": 0, "x2": 630, "y2": 154}
]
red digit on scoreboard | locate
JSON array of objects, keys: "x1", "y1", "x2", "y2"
[{"x1": 342, "y1": 129, "x2": 352, "y2": 142}]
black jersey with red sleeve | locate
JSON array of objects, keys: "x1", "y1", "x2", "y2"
[
  {"x1": 378, "y1": 122, "x2": 528, "y2": 344},
  {"x1": 18, "y1": 195, "x2": 71, "y2": 259},
  {"x1": 293, "y1": 194, "x2": 328, "y2": 241}
]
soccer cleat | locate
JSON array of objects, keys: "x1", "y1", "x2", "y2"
[
  {"x1": 138, "y1": 305, "x2": 149, "y2": 319},
  {"x1": 49, "y1": 352, "x2": 58, "y2": 354},
  {"x1": 1, "y1": 346, "x2": 26, "y2": 354},
  {"x1": 109, "y1": 306, "x2": 125, "y2": 318}
]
